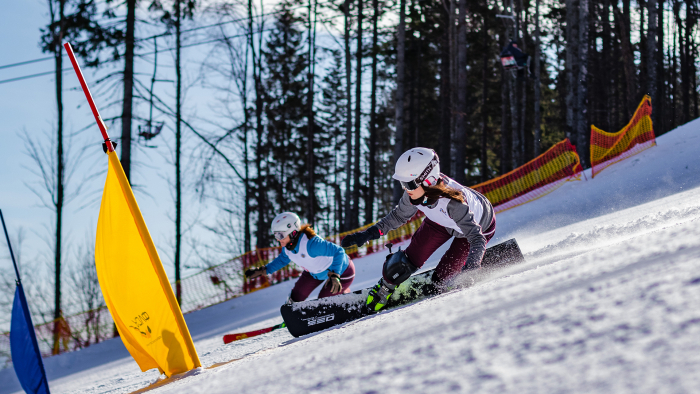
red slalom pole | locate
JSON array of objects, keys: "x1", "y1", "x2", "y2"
[
  {"x1": 63, "y1": 42, "x2": 115, "y2": 152},
  {"x1": 222, "y1": 322, "x2": 287, "y2": 344}
]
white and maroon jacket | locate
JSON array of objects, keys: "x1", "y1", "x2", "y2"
[{"x1": 376, "y1": 175, "x2": 494, "y2": 269}]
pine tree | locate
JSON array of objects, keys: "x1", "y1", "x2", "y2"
[
  {"x1": 262, "y1": 3, "x2": 325, "y2": 229},
  {"x1": 318, "y1": 50, "x2": 349, "y2": 234}
]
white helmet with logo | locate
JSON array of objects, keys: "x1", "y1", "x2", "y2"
[
  {"x1": 393, "y1": 147, "x2": 441, "y2": 190},
  {"x1": 271, "y1": 212, "x2": 301, "y2": 241}
]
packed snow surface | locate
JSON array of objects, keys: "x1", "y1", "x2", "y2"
[{"x1": 2, "y1": 121, "x2": 700, "y2": 393}]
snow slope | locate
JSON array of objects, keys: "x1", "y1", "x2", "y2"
[{"x1": 2, "y1": 121, "x2": 700, "y2": 393}]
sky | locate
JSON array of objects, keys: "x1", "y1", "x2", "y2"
[
  {"x1": 0, "y1": 0, "x2": 240, "y2": 314},
  {"x1": 0, "y1": 0, "x2": 370, "y2": 329},
  {"x1": 0, "y1": 0, "x2": 59, "y2": 245}
]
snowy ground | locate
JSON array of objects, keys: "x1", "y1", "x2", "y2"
[{"x1": 2, "y1": 120, "x2": 700, "y2": 393}]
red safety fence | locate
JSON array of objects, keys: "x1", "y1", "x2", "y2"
[
  {"x1": 471, "y1": 139, "x2": 583, "y2": 212},
  {"x1": 590, "y1": 95, "x2": 656, "y2": 178},
  {"x1": 0, "y1": 306, "x2": 116, "y2": 368}
]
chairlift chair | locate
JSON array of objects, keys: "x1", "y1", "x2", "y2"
[
  {"x1": 138, "y1": 121, "x2": 164, "y2": 148},
  {"x1": 500, "y1": 41, "x2": 531, "y2": 75}
]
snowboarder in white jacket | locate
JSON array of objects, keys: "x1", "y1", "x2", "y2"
[
  {"x1": 246, "y1": 212, "x2": 355, "y2": 302},
  {"x1": 341, "y1": 148, "x2": 495, "y2": 311}
]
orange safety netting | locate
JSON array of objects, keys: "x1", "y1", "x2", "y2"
[
  {"x1": 471, "y1": 139, "x2": 583, "y2": 213},
  {"x1": 590, "y1": 95, "x2": 656, "y2": 178},
  {"x1": 0, "y1": 306, "x2": 116, "y2": 366}
]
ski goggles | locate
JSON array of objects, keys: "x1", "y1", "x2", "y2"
[
  {"x1": 273, "y1": 231, "x2": 288, "y2": 241},
  {"x1": 399, "y1": 179, "x2": 421, "y2": 191}
]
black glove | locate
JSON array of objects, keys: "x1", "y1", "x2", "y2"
[
  {"x1": 325, "y1": 272, "x2": 342, "y2": 294},
  {"x1": 244, "y1": 266, "x2": 266, "y2": 279},
  {"x1": 340, "y1": 226, "x2": 381, "y2": 248}
]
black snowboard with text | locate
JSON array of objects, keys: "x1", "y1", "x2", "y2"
[{"x1": 281, "y1": 238, "x2": 525, "y2": 337}]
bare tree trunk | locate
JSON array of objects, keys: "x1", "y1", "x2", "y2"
[
  {"x1": 690, "y1": 45, "x2": 700, "y2": 118},
  {"x1": 280, "y1": 26, "x2": 290, "y2": 211},
  {"x1": 366, "y1": 0, "x2": 379, "y2": 223},
  {"x1": 588, "y1": 0, "x2": 595, "y2": 131},
  {"x1": 682, "y1": 2, "x2": 691, "y2": 123},
  {"x1": 518, "y1": 0, "x2": 526, "y2": 162},
  {"x1": 50, "y1": 0, "x2": 66, "y2": 356},
  {"x1": 656, "y1": 0, "x2": 665, "y2": 133},
  {"x1": 671, "y1": 8, "x2": 677, "y2": 128},
  {"x1": 577, "y1": 0, "x2": 589, "y2": 167},
  {"x1": 500, "y1": 69, "x2": 511, "y2": 174},
  {"x1": 692, "y1": 2, "x2": 699, "y2": 118},
  {"x1": 499, "y1": 0, "x2": 512, "y2": 174},
  {"x1": 602, "y1": 0, "x2": 611, "y2": 131},
  {"x1": 449, "y1": 0, "x2": 457, "y2": 174},
  {"x1": 509, "y1": 0, "x2": 522, "y2": 167},
  {"x1": 640, "y1": 0, "x2": 647, "y2": 80},
  {"x1": 406, "y1": 6, "x2": 415, "y2": 148},
  {"x1": 352, "y1": 0, "x2": 363, "y2": 228},
  {"x1": 174, "y1": 0, "x2": 183, "y2": 306},
  {"x1": 533, "y1": 0, "x2": 542, "y2": 156},
  {"x1": 413, "y1": 10, "x2": 422, "y2": 148},
  {"x1": 243, "y1": 83, "x2": 251, "y2": 251},
  {"x1": 122, "y1": 0, "x2": 136, "y2": 182},
  {"x1": 343, "y1": 0, "x2": 353, "y2": 229},
  {"x1": 509, "y1": 72, "x2": 520, "y2": 167},
  {"x1": 254, "y1": 0, "x2": 266, "y2": 247},
  {"x1": 623, "y1": 0, "x2": 632, "y2": 114},
  {"x1": 612, "y1": 2, "x2": 635, "y2": 118},
  {"x1": 439, "y1": 0, "x2": 452, "y2": 174},
  {"x1": 454, "y1": 0, "x2": 468, "y2": 184},
  {"x1": 691, "y1": 3, "x2": 698, "y2": 119},
  {"x1": 565, "y1": 0, "x2": 578, "y2": 146},
  {"x1": 241, "y1": 0, "x2": 252, "y2": 252},
  {"x1": 481, "y1": 7, "x2": 489, "y2": 182},
  {"x1": 647, "y1": 0, "x2": 657, "y2": 123},
  {"x1": 307, "y1": 0, "x2": 317, "y2": 225},
  {"x1": 392, "y1": 0, "x2": 406, "y2": 204},
  {"x1": 676, "y1": 0, "x2": 686, "y2": 123}
]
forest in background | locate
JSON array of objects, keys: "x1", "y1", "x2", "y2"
[{"x1": 2, "y1": 0, "x2": 700, "y2": 352}]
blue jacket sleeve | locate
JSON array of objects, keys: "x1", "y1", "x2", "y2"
[
  {"x1": 306, "y1": 236, "x2": 349, "y2": 275},
  {"x1": 265, "y1": 249, "x2": 291, "y2": 274}
]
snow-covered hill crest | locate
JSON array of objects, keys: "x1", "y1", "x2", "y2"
[{"x1": 1, "y1": 121, "x2": 700, "y2": 393}]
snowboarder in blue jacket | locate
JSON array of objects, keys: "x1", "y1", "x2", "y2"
[{"x1": 245, "y1": 212, "x2": 355, "y2": 302}]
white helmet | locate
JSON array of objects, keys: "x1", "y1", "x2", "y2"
[
  {"x1": 270, "y1": 212, "x2": 301, "y2": 241},
  {"x1": 393, "y1": 147, "x2": 441, "y2": 190}
]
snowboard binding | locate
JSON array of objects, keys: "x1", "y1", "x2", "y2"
[
  {"x1": 366, "y1": 278, "x2": 396, "y2": 313},
  {"x1": 366, "y1": 243, "x2": 419, "y2": 313}
]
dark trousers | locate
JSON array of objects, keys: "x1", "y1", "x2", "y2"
[
  {"x1": 290, "y1": 259, "x2": 356, "y2": 302},
  {"x1": 404, "y1": 217, "x2": 496, "y2": 283}
]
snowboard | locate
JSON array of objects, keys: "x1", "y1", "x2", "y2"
[{"x1": 280, "y1": 238, "x2": 525, "y2": 338}]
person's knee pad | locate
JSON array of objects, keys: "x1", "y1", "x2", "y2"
[{"x1": 382, "y1": 250, "x2": 419, "y2": 286}]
